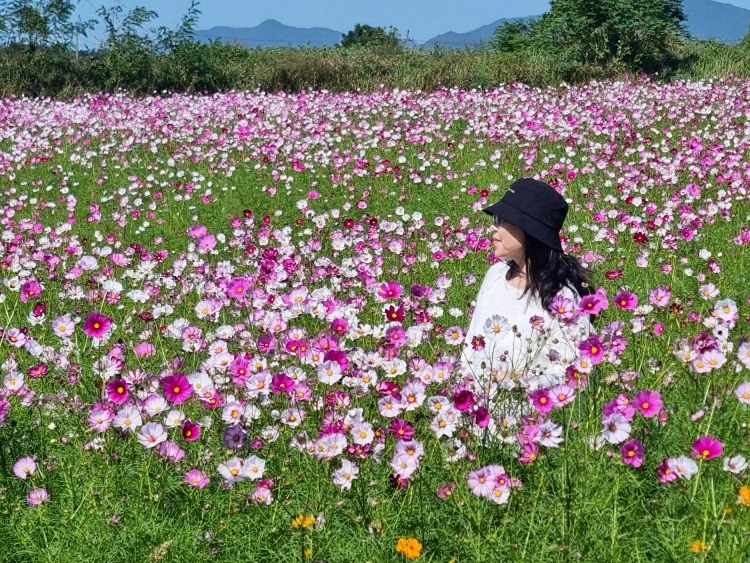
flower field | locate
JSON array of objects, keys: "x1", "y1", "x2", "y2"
[{"x1": 1, "y1": 78, "x2": 750, "y2": 562}]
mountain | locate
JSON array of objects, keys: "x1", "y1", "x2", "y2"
[
  {"x1": 193, "y1": 19, "x2": 342, "y2": 48},
  {"x1": 421, "y1": 17, "x2": 533, "y2": 49},
  {"x1": 193, "y1": 1, "x2": 750, "y2": 50},
  {"x1": 682, "y1": 0, "x2": 750, "y2": 43},
  {"x1": 421, "y1": 0, "x2": 750, "y2": 48}
]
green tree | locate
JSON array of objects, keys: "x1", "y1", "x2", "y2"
[
  {"x1": 492, "y1": 0, "x2": 688, "y2": 73},
  {"x1": 339, "y1": 24, "x2": 401, "y2": 50},
  {"x1": 0, "y1": 0, "x2": 84, "y2": 46},
  {"x1": 489, "y1": 20, "x2": 536, "y2": 53},
  {"x1": 537, "y1": 0, "x2": 687, "y2": 71},
  {"x1": 155, "y1": 0, "x2": 201, "y2": 52}
]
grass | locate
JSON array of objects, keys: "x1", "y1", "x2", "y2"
[{"x1": 1, "y1": 81, "x2": 750, "y2": 562}]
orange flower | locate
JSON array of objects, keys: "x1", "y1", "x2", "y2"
[
  {"x1": 690, "y1": 539, "x2": 709, "y2": 553},
  {"x1": 291, "y1": 514, "x2": 316, "y2": 529},
  {"x1": 395, "y1": 537, "x2": 423, "y2": 560},
  {"x1": 738, "y1": 485, "x2": 750, "y2": 506}
]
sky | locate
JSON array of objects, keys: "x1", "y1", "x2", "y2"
[{"x1": 72, "y1": 0, "x2": 750, "y2": 48}]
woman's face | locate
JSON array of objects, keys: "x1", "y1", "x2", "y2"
[{"x1": 491, "y1": 218, "x2": 526, "y2": 263}]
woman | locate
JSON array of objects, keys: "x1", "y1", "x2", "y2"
[{"x1": 462, "y1": 178, "x2": 591, "y2": 398}]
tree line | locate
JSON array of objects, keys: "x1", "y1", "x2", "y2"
[{"x1": 3, "y1": 0, "x2": 750, "y2": 96}]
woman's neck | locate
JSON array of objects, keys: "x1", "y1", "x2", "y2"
[{"x1": 507, "y1": 261, "x2": 529, "y2": 290}]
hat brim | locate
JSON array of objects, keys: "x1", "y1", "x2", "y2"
[{"x1": 483, "y1": 200, "x2": 563, "y2": 251}]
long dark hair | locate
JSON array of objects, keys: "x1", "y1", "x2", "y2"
[{"x1": 507, "y1": 233, "x2": 590, "y2": 310}]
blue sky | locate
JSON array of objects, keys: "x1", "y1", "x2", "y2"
[{"x1": 73, "y1": 0, "x2": 750, "y2": 47}]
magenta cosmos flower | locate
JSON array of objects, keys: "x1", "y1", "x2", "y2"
[
  {"x1": 634, "y1": 390, "x2": 663, "y2": 418},
  {"x1": 614, "y1": 291, "x2": 639, "y2": 311},
  {"x1": 578, "y1": 287, "x2": 609, "y2": 315},
  {"x1": 691, "y1": 436, "x2": 723, "y2": 460},
  {"x1": 105, "y1": 379, "x2": 129, "y2": 405},
  {"x1": 389, "y1": 418, "x2": 415, "y2": 441},
  {"x1": 529, "y1": 389, "x2": 554, "y2": 415},
  {"x1": 578, "y1": 336, "x2": 605, "y2": 365},
  {"x1": 181, "y1": 419, "x2": 201, "y2": 441},
  {"x1": 161, "y1": 373, "x2": 193, "y2": 404},
  {"x1": 621, "y1": 439, "x2": 645, "y2": 468},
  {"x1": 83, "y1": 311, "x2": 112, "y2": 338}
]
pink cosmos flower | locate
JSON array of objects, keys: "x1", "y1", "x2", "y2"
[
  {"x1": 472, "y1": 406, "x2": 490, "y2": 428},
  {"x1": 83, "y1": 311, "x2": 112, "y2": 338},
  {"x1": 27, "y1": 364, "x2": 47, "y2": 379},
  {"x1": 19, "y1": 279, "x2": 42, "y2": 302},
  {"x1": 27, "y1": 488, "x2": 50, "y2": 507},
  {"x1": 385, "y1": 326, "x2": 407, "y2": 347},
  {"x1": 614, "y1": 291, "x2": 638, "y2": 311},
  {"x1": 549, "y1": 384, "x2": 576, "y2": 407},
  {"x1": 648, "y1": 286, "x2": 671, "y2": 307},
  {"x1": 157, "y1": 441, "x2": 185, "y2": 462},
  {"x1": 437, "y1": 481, "x2": 456, "y2": 500},
  {"x1": 377, "y1": 281, "x2": 403, "y2": 300},
  {"x1": 227, "y1": 277, "x2": 250, "y2": 300},
  {"x1": 467, "y1": 466, "x2": 495, "y2": 498},
  {"x1": 251, "y1": 486, "x2": 273, "y2": 504},
  {"x1": 330, "y1": 318, "x2": 349, "y2": 335},
  {"x1": 133, "y1": 342, "x2": 155, "y2": 358},
  {"x1": 634, "y1": 390, "x2": 662, "y2": 418},
  {"x1": 621, "y1": 438, "x2": 645, "y2": 468},
  {"x1": 187, "y1": 224, "x2": 207, "y2": 238},
  {"x1": 271, "y1": 372, "x2": 296, "y2": 394},
  {"x1": 518, "y1": 442, "x2": 539, "y2": 464},
  {"x1": 12, "y1": 456, "x2": 37, "y2": 479},
  {"x1": 735, "y1": 381, "x2": 750, "y2": 404},
  {"x1": 88, "y1": 404, "x2": 114, "y2": 433},
  {"x1": 105, "y1": 379, "x2": 129, "y2": 405},
  {"x1": 691, "y1": 436, "x2": 723, "y2": 460},
  {"x1": 161, "y1": 373, "x2": 192, "y2": 404},
  {"x1": 528, "y1": 389, "x2": 554, "y2": 415},
  {"x1": 578, "y1": 287, "x2": 609, "y2": 315},
  {"x1": 578, "y1": 335, "x2": 605, "y2": 365},
  {"x1": 657, "y1": 458, "x2": 679, "y2": 483},
  {"x1": 184, "y1": 469, "x2": 210, "y2": 489},
  {"x1": 257, "y1": 332, "x2": 276, "y2": 354}
]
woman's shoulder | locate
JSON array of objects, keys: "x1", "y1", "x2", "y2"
[{"x1": 485, "y1": 259, "x2": 511, "y2": 278}]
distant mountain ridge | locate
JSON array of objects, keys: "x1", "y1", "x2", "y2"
[
  {"x1": 194, "y1": 0, "x2": 750, "y2": 49},
  {"x1": 193, "y1": 19, "x2": 341, "y2": 48}
]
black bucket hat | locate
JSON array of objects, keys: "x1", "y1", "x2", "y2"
[{"x1": 483, "y1": 178, "x2": 568, "y2": 251}]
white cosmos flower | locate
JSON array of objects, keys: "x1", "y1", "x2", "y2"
[
  {"x1": 600, "y1": 412, "x2": 631, "y2": 444},
  {"x1": 723, "y1": 455, "x2": 748, "y2": 474}
]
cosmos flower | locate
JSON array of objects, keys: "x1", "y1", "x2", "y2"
[
  {"x1": 613, "y1": 291, "x2": 638, "y2": 311},
  {"x1": 634, "y1": 390, "x2": 662, "y2": 418},
  {"x1": 601, "y1": 412, "x2": 631, "y2": 444},
  {"x1": 691, "y1": 436, "x2": 723, "y2": 460},
  {"x1": 83, "y1": 311, "x2": 112, "y2": 338},
  {"x1": 105, "y1": 379, "x2": 129, "y2": 405},
  {"x1": 161, "y1": 373, "x2": 193, "y2": 404},
  {"x1": 184, "y1": 469, "x2": 210, "y2": 489},
  {"x1": 27, "y1": 488, "x2": 50, "y2": 507},
  {"x1": 12, "y1": 456, "x2": 37, "y2": 479},
  {"x1": 181, "y1": 419, "x2": 201, "y2": 441},
  {"x1": 621, "y1": 439, "x2": 645, "y2": 468}
]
